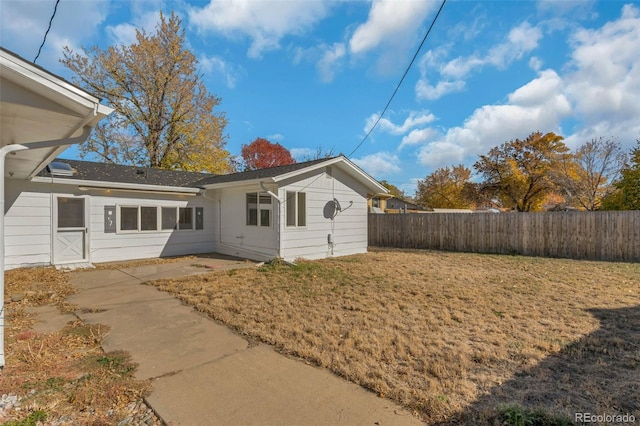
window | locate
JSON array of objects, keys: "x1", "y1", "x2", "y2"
[
  {"x1": 372, "y1": 197, "x2": 380, "y2": 208},
  {"x1": 179, "y1": 207, "x2": 193, "y2": 230},
  {"x1": 162, "y1": 207, "x2": 177, "y2": 230},
  {"x1": 141, "y1": 207, "x2": 158, "y2": 231},
  {"x1": 120, "y1": 207, "x2": 138, "y2": 231},
  {"x1": 246, "y1": 193, "x2": 258, "y2": 226},
  {"x1": 117, "y1": 205, "x2": 202, "y2": 233},
  {"x1": 286, "y1": 191, "x2": 306, "y2": 227},
  {"x1": 247, "y1": 192, "x2": 272, "y2": 227},
  {"x1": 57, "y1": 198, "x2": 84, "y2": 228}
]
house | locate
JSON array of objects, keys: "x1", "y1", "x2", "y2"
[
  {"x1": 384, "y1": 197, "x2": 431, "y2": 214},
  {"x1": 1, "y1": 47, "x2": 388, "y2": 272},
  {"x1": 5, "y1": 155, "x2": 387, "y2": 269},
  {"x1": 368, "y1": 195, "x2": 431, "y2": 214}
]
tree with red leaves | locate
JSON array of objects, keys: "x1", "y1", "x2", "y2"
[{"x1": 241, "y1": 138, "x2": 296, "y2": 170}]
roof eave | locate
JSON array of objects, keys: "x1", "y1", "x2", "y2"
[
  {"x1": 278, "y1": 156, "x2": 387, "y2": 194},
  {"x1": 200, "y1": 176, "x2": 277, "y2": 190},
  {"x1": 30, "y1": 176, "x2": 201, "y2": 194}
]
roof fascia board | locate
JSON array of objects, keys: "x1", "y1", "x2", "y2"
[
  {"x1": 273, "y1": 157, "x2": 388, "y2": 193},
  {"x1": 1, "y1": 50, "x2": 113, "y2": 115},
  {"x1": 30, "y1": 176, "x2": 200, "y2": 194},
  {"x1": 200, "y1": 177, "x2": 276, "y2": 190}
]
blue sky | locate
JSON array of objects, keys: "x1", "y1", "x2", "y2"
[{"x1": 1, "y1": 0, "x2": 639, "y2": 196}]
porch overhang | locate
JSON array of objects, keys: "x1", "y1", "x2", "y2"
[{"x1": 0, "y1": 47, "x2": 114, "y2": 179}]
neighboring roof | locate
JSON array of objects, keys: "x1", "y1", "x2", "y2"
[
  {"x1": 194, "y1": 157, "x2": 330, "y2": 186},
  {"x1": 386, "y1": 197, "x2": 430, "y2": 211},
  {"x1": 36, "y1": 158, "x2": 210, "y2": 187}
]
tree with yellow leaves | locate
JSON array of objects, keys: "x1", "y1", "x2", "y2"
[
  {"x1": 62, "y1": 12, "x2": 233, "y2": 173},
  {"x1": 474, "y1": 132, "x2": 569, "y2": 212},
  {"x1": 415, "y1": 165, "x2": 477, "y2": 209}
]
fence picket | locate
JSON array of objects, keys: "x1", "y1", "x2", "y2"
[{"x1": 368, "y1": 212, "x2": 640, "y2": 262}]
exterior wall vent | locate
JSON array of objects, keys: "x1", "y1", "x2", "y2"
[{"x1": 47, "y1": 161, "x2": 75, "y2": 177}]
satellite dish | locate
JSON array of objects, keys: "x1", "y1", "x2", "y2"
[
  {"x1": 323, "y1": 198, "x2": 352, "y2": 219},
  {"x1": 323, "y1": 199, "x2": 340, "y2": 219},
  {"x1": 333, "y1": 198, "x2": 342, "y2": 212}
]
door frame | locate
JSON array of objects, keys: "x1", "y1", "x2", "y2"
[{"x1": 52, "y1": 194, "x2": 90, "y2": 264}]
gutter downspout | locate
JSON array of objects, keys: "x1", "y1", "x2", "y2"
[
  {"x1": 0, "y1": 144, "x2": 29, "y2": 369},
  {"x1": 0, "y1": 125, "x2": 93, "y2": 369}
]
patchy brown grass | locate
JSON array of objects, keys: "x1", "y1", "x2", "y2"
[
  {"x1": 1, "y1": 267, "x2": 156, "y2": 425},
  {"x1": 148, "y1": 249, "x2": 640, "y2": 424}
]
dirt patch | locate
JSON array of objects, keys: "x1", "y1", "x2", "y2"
[{"x1": 148, "y1": 249, "x2": 640, "y2": 424}]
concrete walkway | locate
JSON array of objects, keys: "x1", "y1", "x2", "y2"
[{"x1": 64, "y1": 255, "x2": 422, "y2": 426}]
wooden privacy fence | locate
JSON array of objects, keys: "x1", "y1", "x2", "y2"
[{"x1": 368, "y1": 211, "x2": 640, "y2": 262}]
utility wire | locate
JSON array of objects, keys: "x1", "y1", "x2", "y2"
[
  {"x1": 348, "y1": 0, "x2": 447, "y2": 157},
  {"x1": 34, "y1": 0, "x2": 61, "y2": 63}
]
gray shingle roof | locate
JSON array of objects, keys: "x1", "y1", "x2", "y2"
[
  {"x1": 37, "y1": 156, "x2": 341, "y2": 188},
  {"x1": 37, "y1": 159, "x2": 211, "y2": 187},
  {"x1": 193, "y1": 157, "x2": 338, "y2": 186}
]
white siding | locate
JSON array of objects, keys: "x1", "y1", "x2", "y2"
[
  {"x1": 279, "y1": 167, "x2": 370, "y2": 261},
  {"x1": 211, "y1": 185, "x2": 278, "y2": 261},
  {"x1": 4, "y1": 179, "x2": 217, "y2": 268},
  {"x1": 87, "y1": 191, "x2": 215, "y2": 263},
  {"x1": 5, "y1": 180, "x2": 53, "y2": 269}
]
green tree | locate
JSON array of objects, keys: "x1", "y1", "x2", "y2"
[
  {"x1": 416, "y1": 165, "x2": 476, "y2": 208},
  {"x1": 554, "y1": 137, "x2": 625, "y2": 210},
  {"x1": 601, "y1": 139, "x2": 640, "y2": 210},
  {"x1": 474, "y1": 132, "x2": 569, "y2": 212},
  {"x1": 62, "y1": 12, "x2": 232, "y2": 173}
]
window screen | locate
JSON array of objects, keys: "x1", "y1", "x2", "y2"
[{"x1": 57, "y1": 198, "x2": 84, "y2": 228}]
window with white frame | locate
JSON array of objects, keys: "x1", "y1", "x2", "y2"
[
  {"x1": 117, "y1": 205, "x2": 199, "y2": 232},
  {"x1": 246, "y1": 192, "x2": 272, "y2": 227},
  {"x1": 286, "y1": 191, "x2": 306, "y2": 227}
]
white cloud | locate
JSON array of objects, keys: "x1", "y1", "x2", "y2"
[
  {"x1": 364, "y1": 111, "x2": 436, "y2": 136},
  {"x1": 417, "y1": 69, "x2": 572, "y2": 168},
  {"x1": 415, "y1": 21, "x2": 542, "y2": 101},
  {"x1": 349, "y1": 0, "x2": 436, "y2": 54},
  {"x1": 267, "y1": 133, "x2": 284, "y2": 142},
  {"x1": 290, "y1": 147, "x2": 314, "y2": 160},
  {"x1": 564, "y1": 3, "x2": 640, "y2": 133},
  {"x1": 200, "y1": 55, "x2": 244, "y2": 88},
  {"x1": 537, "y1": 0, "x2": 596, "y2": 17},
  {"x1": 352, "y1": 152, "x2": 401, "y2": 177},
  {"x1": 348, "y1": 0, "x2": 439, "y2": 75},
  {"x1": 417, "y1": 141, "x2": 466, "y2": 168},
  {"x1": 189, "y1": 0, "x2": 330, "y2": 59},
  {"x1": 317, "y1": 43, "x2": 346, "y2": 83},
  {"x1": 415, "y1": 79, "x2": 465, "y2": 100},
  {"x1": 400, "y1": 128, "x2": 438, "y2": 150},
  {"x1": 529, "y1": 56, "x2": 543, "y2": 71},
  {"x1": 441, "y1": 22, "x2": 542, "y2": 79}
]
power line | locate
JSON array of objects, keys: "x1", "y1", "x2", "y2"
[
  {"x1": 34, "y1": 0, "x2": 61, "y2": 63},
  {"x1": 348, "y1": 0, "x2": 447, "y2": 158}
]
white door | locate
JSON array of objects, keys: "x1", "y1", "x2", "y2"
[{"x1": 54, "y1": 196, "x2": 88, "y2": 263}]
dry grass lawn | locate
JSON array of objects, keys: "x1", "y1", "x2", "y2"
[
  {"x1": 1, "y1": 267, "x2": 157, "y2": 425},
  {"x1": 149, "y1": 249, "x2": 640, "y2": 424}
]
